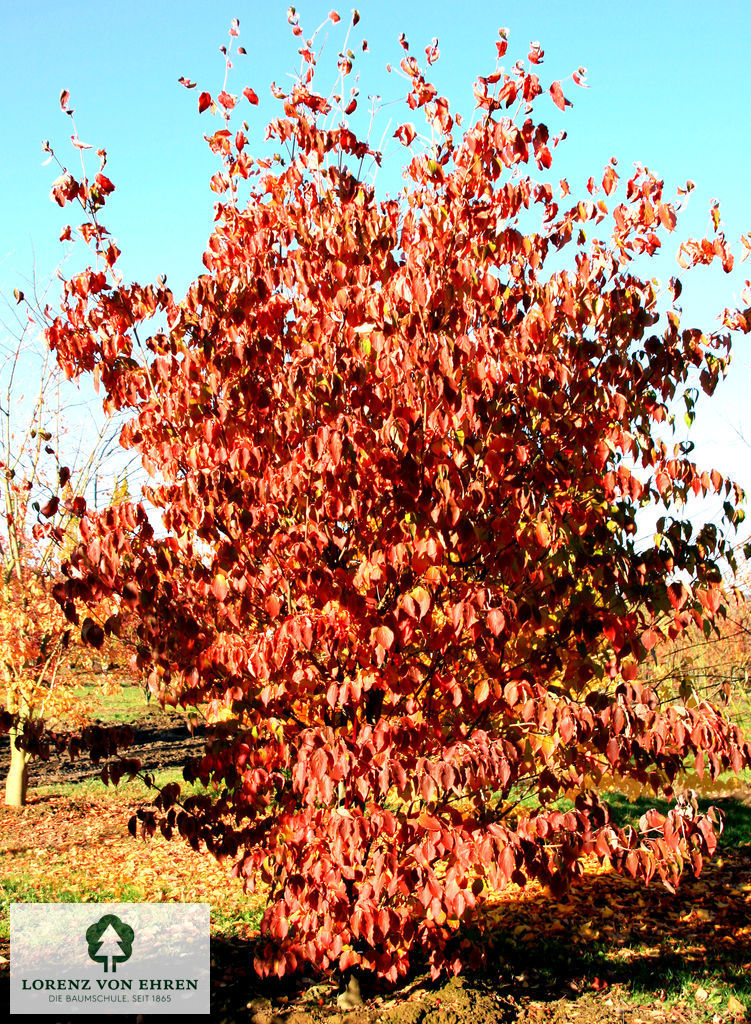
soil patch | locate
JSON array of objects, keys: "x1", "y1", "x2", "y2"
[{"x1": 0, "y1": 706, "x2": 204, "y2": 787}]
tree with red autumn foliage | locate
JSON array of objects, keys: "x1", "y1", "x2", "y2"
[{"x1": 42, "y1": 12, "x2": 751, "y2": 982}]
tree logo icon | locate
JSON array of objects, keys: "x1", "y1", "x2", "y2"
[{"x1": 85, "y1": 914, "x2": 134, "y2": 972}]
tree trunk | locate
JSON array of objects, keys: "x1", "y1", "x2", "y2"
[{"x1": 5, "y1": 726, "x2": 29, "y2": 807}]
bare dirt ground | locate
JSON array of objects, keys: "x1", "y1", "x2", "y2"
[{"x1": 0, "y1": 706, "x2": 205, "y2": 787}]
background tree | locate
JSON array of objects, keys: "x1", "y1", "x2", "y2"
[
  {"x1": 639, "y1": 561, "x2": 751, "y2": 789},
  {"x1": 44, "y1": 14, "x2": 751, "y2": 980},
  {"x1": 0, "y1": 300, "x2": 122, "y2": 806}
]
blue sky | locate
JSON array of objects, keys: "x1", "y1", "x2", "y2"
[{"x1": 1, "y1": 0, "x2": 750, "y2": 531}]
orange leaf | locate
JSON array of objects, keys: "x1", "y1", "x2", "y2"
[{"x1": 373, "y1": 625, "x2": 394, "y2": 649}]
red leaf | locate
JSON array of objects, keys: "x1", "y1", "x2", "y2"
[
  {"x1": 339, "y1": 948, "x2": 358, "y2": 972},
  {"x1": 504, "y1": 682, "x2": 519, "y2": 707},
  {"x1": 178, "y1": 77, "x2": 197, "y2": 89},
  {"x1": 94, "y1": 172, "x2": 115, "y2": 195},
  {"x1": 243, "y1": 87, "x2": 259, "y2": 105},
  {"x1": 500, "y1": 845, "x2": 516, "y2": 879},
  {"x1": 70, "y1": 136, "x2": 92, "y2": 150},
  {"x1": 60, "y1": 89, "x2": 71, "y2": 111},
  {"x1": 573, "y1": 66, "x2": 588, "y2": 87},
  {"x1": 329, "y1": 9, "x2": 341, "y2": 22},
  {"x1": 641, "y1": 628, "x2": 660, "y2": 652},
  {"x1": 212, "y1": 574, "x2": 229, "y2": 601},
  {"x1": 198, "y1": 91, "x2": 212, "y2": 113},
  {"x1": 487, "y1": 608, "x2": 505, "y2": 636},
  {"x1": 411, "y1": 586, "x2": 430, "y2": 619},
  {"x1": 40, "y1": 496, "x2": 60, "y2": 518},
  {"x1": 394, "y1": 123, "x2": 416, "y2": 146},
  {"x1": 535, "y1": 521, "x2": 551, "y2": 547},
  {"x1": 217, "y1": 90, "x2": 236, "y2": 110},
  {"x1": 374, "y1": 625, "x2": 394, "y2": 650},
  {"x1": 697, "y1": 587, "x2": 721, "y2": 615},
  {"x1": 420, "y1": 774, "x2": 435, "y2": 801},
  {"x1": 330, "y1": 432, "x2": 342, "y2": 465},
  {"x1": 658, "y1": 203, "x2": 677, "y2": 232},
  {"x1": 474, "y1": 679, "x2": 490, "y2": 703},
  {"x1": 606, "y1": 737, "x2": 619, "y2": 766},
  {"x1": 549, "y1": 81, "x2": 571, "y2": 111},
  {"x1": 602, "y1": 164, "x2": 618, "y2": 196},
  {"x1": 81, "y1": 617, "x2": 104, "y2": 649}
]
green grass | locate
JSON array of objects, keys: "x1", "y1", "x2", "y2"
[
  {"x1": 0, "y1": 874, "x2": 264, "y2": 935},
  {"x1": 623, "y1": 960, "x2": 751, "y2": 1018},
  {"x1": 55, "y1": 681, "x2": 150, "y2": 727},
  {"x1": 0, "y1": 871, "x2": 264, "y2": 943},
  {"x1": 58, "y1": 679, "x2": 200, "y2": 727},
  {"x1": 209, "y1": 901, "x2": 264, "y2": 937},
  {"x1": 32, "y1": 765, "x2": 196, "y2": 805},
  {"x1": 488, "y1": 928, "x2": 751, "y2": 1018},
  {"x1": 505, "y1": 767, "x2": 751, "y2": 848},
  {"x1": 604, "y1": 790, "x2": 751, "y2": 848},
  {"x1": 0, "y1": 875, "x2": 146, "y2": 941}
]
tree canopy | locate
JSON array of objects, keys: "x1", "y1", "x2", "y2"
[{"x1": 40, "y1": 12, "x2": 751, "y2": 981}]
